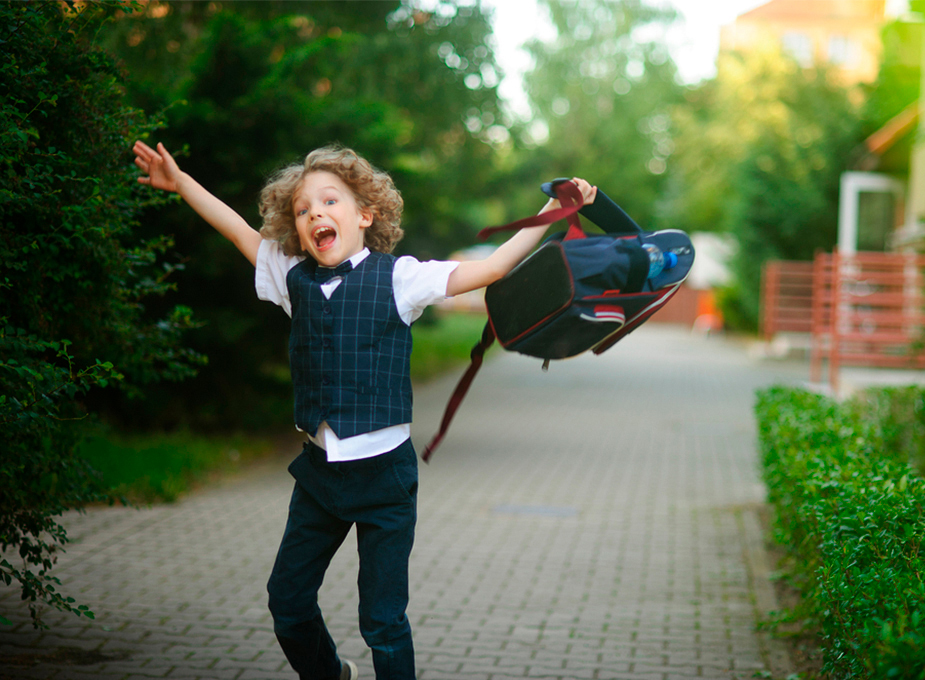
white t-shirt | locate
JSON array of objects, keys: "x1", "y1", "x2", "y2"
[{"x1": 255, "y1": 240, "x2": 459, "y2": 462}]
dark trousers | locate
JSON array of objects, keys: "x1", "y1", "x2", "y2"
[{"x1": 267, "y1": 439, "x2": 418, "y2": 680}]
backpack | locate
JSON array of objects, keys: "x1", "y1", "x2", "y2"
[{"x1": 423, "y1": 179, "x2": 694, "y2": 461}]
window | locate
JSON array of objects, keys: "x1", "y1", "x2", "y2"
[
  {"x1": 827, "y1": 35, "x2": 855, "y2": 66},
  {"x1": 781, "y1": 32, "x2": 813, "y2": 67}
]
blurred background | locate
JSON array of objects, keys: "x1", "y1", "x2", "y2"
[
  {"x1": 94, "y1": 0, "x2": 921, "y2": 429},
  {"x1": 3, "y1": 0, "x2": 923, "y2": 501}
]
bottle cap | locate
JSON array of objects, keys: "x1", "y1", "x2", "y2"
[{"x1": 665, "y1": 252, "x2": 678, "y2": 269}]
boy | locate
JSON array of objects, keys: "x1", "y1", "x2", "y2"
[{"x1": 133, "y1": 140, "x2": 595, "y2": 680}]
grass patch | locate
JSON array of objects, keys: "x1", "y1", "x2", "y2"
[
  {"x1": 78, "y1": 430, "x2": 276, "y2": 503},
  {"x1": 410, "y1": 311, "x2": 490, "y2": 382}
]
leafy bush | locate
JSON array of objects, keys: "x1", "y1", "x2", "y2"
[
  {"x1": 1, "y1": 1, "x2": 200, "y2": 627},
  {"x1": 756, "y1": 386, "x2": 925, "y2": 678},
  {"x1": 846, "y1": 387, "x2": 925, "y2": 476}
]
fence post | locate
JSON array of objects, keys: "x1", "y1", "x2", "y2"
[
  {"x1": 829, "y1": 252, "x2": 843, "y2": 394},
  {"x1": 761, "y1": 260, "x2": 779, "y2": 339},
  {"x1": 810, "y1": 252, "x2": 826, "y2": 384}
]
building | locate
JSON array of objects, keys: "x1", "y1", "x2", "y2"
[
  {"x1": 720, "y1": 1, "x2": 923, "y2": 253},
  {"x1": 839, "y1": 16, "x2": 923, "y2": 254},
  {"x1": 720, "y1": 0, "x2": 887, "y2": 84}
]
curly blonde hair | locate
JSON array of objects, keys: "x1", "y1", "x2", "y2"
[{"x1": 259, "y1": 146, "x2": 404, "y2": 257}]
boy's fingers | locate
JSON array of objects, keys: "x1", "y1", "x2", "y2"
[
  {"x1": 134, "y1": 140, "x2": 156, "y2": 158},
  {"x1": 157, "y1": 142, "x2": 175, "y2": 162}
]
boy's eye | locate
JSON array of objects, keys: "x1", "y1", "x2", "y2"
[
  {"x1": 297, "y1": 208, "x2": 308, "y2": 216},
  {"x1": 325, "y1": 199, "x2": 337, "y2": 205}
]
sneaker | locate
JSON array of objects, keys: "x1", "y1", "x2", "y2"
[{"x1": 339, "y1": 659, "x2": 358, "y2": 680}]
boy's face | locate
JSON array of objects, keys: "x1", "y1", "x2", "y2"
[{"x1": 292, "y1": 171, "x2": 373, "y2": 267}]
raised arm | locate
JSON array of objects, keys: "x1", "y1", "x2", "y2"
[
  {"x1": 445, "y1": 178, "x2": 597, "y2": 297},
  {"x1": 133, "y1": 141, "x2": 263, "y2": 267}
]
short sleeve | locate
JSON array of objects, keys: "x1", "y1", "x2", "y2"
[
  {"x1": 392, "y1": 256, "x2": 460, "y2": 325},
  {"x1": 255, "y1": 239, "x2": 304, "y2": 317}
]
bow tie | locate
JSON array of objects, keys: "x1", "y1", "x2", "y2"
[{"x1": 313, "y1": 260, "x2": 353, "y2": 283}]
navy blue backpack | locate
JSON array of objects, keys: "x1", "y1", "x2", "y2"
[{"x1": 423, "y1": 179, "x2": 694, "y2": 460}]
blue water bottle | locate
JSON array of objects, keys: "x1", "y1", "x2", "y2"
[{"x1": 642, "y1": 243, "x2": 677, "y2": 280}]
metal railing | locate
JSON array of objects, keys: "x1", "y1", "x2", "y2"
[
  {"x1": 809, "y1": 251, "x2": 925, "y2": 391},
  {"x1": 761, "y1": 260, "x2": 815, "y2": 338}
]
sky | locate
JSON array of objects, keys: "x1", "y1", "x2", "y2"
[{"x1": 479, "y1": 0, "x2": 912, "y2": 119}]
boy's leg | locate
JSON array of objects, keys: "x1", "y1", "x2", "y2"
[
  {"x1": 348, "y1": 440, "x2": 418, "y2": 679},
  {"x1": 268, "y1": 476, "x2": 351, "y2": 680}
]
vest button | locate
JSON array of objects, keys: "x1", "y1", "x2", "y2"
[
  {"x1": 322, "y1": 375, "x2": 331, "y2": 385},
  {"x1": 323, "y1": 305, "x2": 332, "y2": 315},
  {"x1": 323, "y1": 338, "x2": 332, "y2": 348}
]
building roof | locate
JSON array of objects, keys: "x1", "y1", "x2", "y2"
[
  {"x1": 738, "y1": 0, "x2": 885, "y2": 22},
  {"x1": 866, "y1": 103, "x2": 918, "y2": 157},
  {"x1": 851, "y1": 102, "x2": 917, "y2": 172}
]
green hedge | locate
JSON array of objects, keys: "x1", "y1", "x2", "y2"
[{"x1": 756, "y1": 386, "x2": 925, "y2": 679}]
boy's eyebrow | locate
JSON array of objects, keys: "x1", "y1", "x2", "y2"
[
  {"x1": 292, "y1": 185, "x2": 342, "y2": 206},
  {"x1": 296, "y1": 185, "x2": 343, "y2": 199}
]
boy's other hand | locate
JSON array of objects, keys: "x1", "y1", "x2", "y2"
[
  {"x1": 543, "y1": 178, "x2": 597, "y2": 213},
  {"x1": 571, "y1": 177, "x2": 597, "y2": 206},
  {"x1": 134, "y1": 141, "x2": 183, "y2": 193}
]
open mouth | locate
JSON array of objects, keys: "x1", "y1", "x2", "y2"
[{"x1": 312, "y1": 226, "x2": 336, "y2": 250}]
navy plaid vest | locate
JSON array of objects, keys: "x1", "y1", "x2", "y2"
[{"x1": 286, "y1": 252, "x2": 413, "y2": 438}]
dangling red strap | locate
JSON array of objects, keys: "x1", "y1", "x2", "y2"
[
  {"x1": 422, "y1": 321, "x2": 495, "y2": 462},
  {"x1": 476, "y1": 180, "x2": 585, "y2": 241},
  {"x1": 422, "y1": 181, "x2": 586, "y2": 462}
]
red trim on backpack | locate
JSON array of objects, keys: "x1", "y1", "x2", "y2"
[
  {"x1": 591, "y1": 283, "x2": 681, "y2": 354},
  {"x1": 563, "y1": 223, "x2": 586, "y2": 241},
  {"x1": 593, "y1": 304, "x2": 625, "y2": 320},
  {"x1": 584, "y1": 290, "x2": 623, "y2": 300}
]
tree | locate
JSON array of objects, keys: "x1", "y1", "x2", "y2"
[
  {"x1": 0, "y1": 0, "x2": 200, "y2": 627},
  {"x1": 95, "y1": 1, "x2": 508, "y2": 431},
  {"x1": 518, "y1": 0, "x2": 682, "y2": 230},
  {"x1": 665, "y1": 46, "x2": 862, "y2": 328},
  {"x1": 857, "y1": 16, "x2": 922, "y2": 176}
]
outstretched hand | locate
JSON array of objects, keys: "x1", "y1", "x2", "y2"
[
  {"x1": 569, "y1": 177, "x2": 597, "y2": 206},
  {"x1": 133, "y1": 141, "x2": 182, "y2": 193}
]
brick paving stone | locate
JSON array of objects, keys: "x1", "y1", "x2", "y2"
[{"x1": 1, "y1": 326, "x2": 806, "y2": 679}]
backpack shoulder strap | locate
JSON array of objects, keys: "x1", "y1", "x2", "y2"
[
  {"x1": 422, "y1": 321, "x2": 495, "y2": 462},
  {"x1": 477, "y1": 180, "x2": 584, "y2": 241}
]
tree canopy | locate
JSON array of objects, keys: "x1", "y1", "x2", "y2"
[
  {"x1": 664, "y1": 46, "x2": 863, "y2": 328},
  {"x1": 521, "y1": 0, "x2": 681, "y2": 230}
]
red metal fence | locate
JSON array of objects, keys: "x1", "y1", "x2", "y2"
[
  {"x1": 810, "y1": 251, "x2": 925, "y2": 391},
  {"x1": 763, "y1": 252, "x2": 925, "y2": 391},
  {"x1": 761, "y1": 260, "x2": 814, "y2": 338}
]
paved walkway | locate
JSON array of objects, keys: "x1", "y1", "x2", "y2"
[{"x1": 1, "y1": 325, "x2": 807, "y2": 680}]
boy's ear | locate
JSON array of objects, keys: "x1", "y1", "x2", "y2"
[{"x1": 359, "y1": 209, "x2": 374, "y2": 228}]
